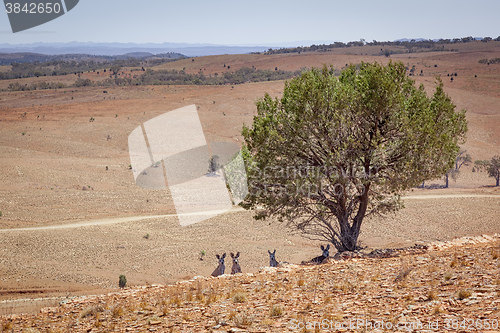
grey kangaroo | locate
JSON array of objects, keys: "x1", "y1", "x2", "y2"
[
  {"x1": 211, "y1": 253, "x2": 226, "y2": 277},
  {"x1": 268, "y1": 249, "x2": 278, "y2": 267},
  {"x1": 310, "y1": 244, "x2": 330, "y2": 264},
  {"x1": 230, "y1": 252, "x2": 242, "y2": 274}
]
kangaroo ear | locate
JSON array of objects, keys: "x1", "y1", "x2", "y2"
[
  {"x1": 273, "y1": 249, "x2": 276, "y2": 254},
  {"x1": 230, "y1": 253, "x2": 234, "y2": 258},
  {"x1": 268, "y1": 250, "x2": 271, "y2": 255},
  {"x1": 321, "y1": 245, "x2": 325, "y2": 251},
  {"x1": 222, "y1": 253, "x2": 226, "y2": 258},
  {"x1": 236, "y1": 252, "x2": 240, "y2": 258},
  {"x1": 326, "y1": 244, "x2": 330, "y2": 250},
  {"x1": 216, "y1": 254, "x2": 220, "y2": 259}
]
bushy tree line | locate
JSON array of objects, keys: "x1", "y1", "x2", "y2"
[
  {"x1": 0, "y1": 56, "x2": 183, "y2": 80},
  {"x1": 478, "y1": 58, "x2": 500, "y2": 65},
  {"x1": 139, "y1": 67, "x2": 302, "y2": 86},
  {"x1": 5, "y1": 67, "x2": 303, "y2": 91},
  {"x1": 264, "y1": 36, "x2": 500, "y2": 55},
  {"x1": 7, "y1": 81, "x2": 67, "y2": 91}
]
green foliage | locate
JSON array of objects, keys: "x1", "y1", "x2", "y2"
[
  {"x1": 241, "y1": 62, "x2": 467, "y2": 252},
  {"x1": 74, "y1": 78, "x2": 93, "y2": 87},
  {"x1": 8, "y1": 81, "x2": 67, "y2": 91},
  {"x1": 119, "y1": 274, "x2": 127, "y2": 288},
  {"x1": 478, "y1": 58, "x2": 500, "y2": 65},
  {"x1": 138, "y1": 67, "x2": 301, "y2": 86},
  {"x1": 475, "y1": 156, "x2": 500, "y2": 186}
]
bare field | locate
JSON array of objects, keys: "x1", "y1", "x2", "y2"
[{"x1": 0, "y1": 43, "x2": 500, "y2": 312}]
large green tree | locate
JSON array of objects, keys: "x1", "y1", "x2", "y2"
[{"x1": 241, "y1": 62, "x2": 468, "y2": 252}]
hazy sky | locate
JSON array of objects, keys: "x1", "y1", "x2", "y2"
[{"x1": 1, "y1": 0, "x2": 499, "y2": 45}]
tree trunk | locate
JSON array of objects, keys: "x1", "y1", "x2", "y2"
[
  {"x1": 445, "y1": 173, "x2": 449, "y2": 188},
  {"x1": 335, "y1": 187, "x2": 369, "y2": 253}
]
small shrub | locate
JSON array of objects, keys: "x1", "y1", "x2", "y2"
[
  {"x1": 427, "y1": 290, "x2": 437, "y2": 301},
  {"x1": 1, "y1": 321, "x2": 13, "y2": 331},
  {"x1": 269, "y1": 304, "x2": 284, "y2": 317},
  {"x1": 491, "y1": 249, "x2": 499, "y2": 260},
  {"x1": 233, "y1": 291, "x2": 247, "y2": 303},
  {"x1": 297, "y1": 278, "x2": 305, "y2": 287},
  {"x1": 432, "y1": 305, "x2": 443, "y2": 315},
  {"x1": 458, "y1": 289, "x2": 471, "y2": 300},
  {"x1": 119, "y1": 274, "x2": 127, "y2": 288},
  {"x1": 450, "y1": 258, "x2": 459, "y2": 268},
  {"x1": 170, "y1": 295, "x2": 182, "y2": 307},
  {"x1": 234, "y1": 312, "x2": 254, "y2": 327},
  {"x1": 460, "y1": 260, "x2": 471, "y2": 267},
  {"x1": 205, "y1": 292, "x2": 217, "y2": 306},
  {"x1": 444, "y1": 272, "x2": 453, "y2": 281},
  {"x1": 394, "y1": 267, "x2": 413, "y2": 282},
  {"x1": 111, "y1": 305, "x2": 124, "y2": 318},
  {"x1": 185, "y1": 291, "x2": 193, "y2": 302},
  {"x1": 81, "y1": 305, "x2": 103, "y2": 318}
]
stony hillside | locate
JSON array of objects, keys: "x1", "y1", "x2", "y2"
[{"x1": 1, "y1": 235, "x2": 499, "y2": 332}]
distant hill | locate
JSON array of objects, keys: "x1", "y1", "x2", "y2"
[{"x1": 0, "y1": 42, "x2": 274, "y2": 57}]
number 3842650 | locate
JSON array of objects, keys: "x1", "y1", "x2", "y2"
[
  {"x1": 444, "y1": 319, "x2": 498, "y2": 330},
  {"x1": 5, "y1": 2, "x2": 62, "y2": 14}
]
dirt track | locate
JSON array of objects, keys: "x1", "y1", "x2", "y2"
[{"x1": 1, "y1": 194, "x2": 499, "y2": 233}]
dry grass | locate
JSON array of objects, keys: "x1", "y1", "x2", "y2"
[
  {"x1": 457, "y1": 289, "x2": 472, "y2": 300},
  {"x1": 233, "y1": 312, "x2": 254, "y2": 327},
  {"x1": 269, "y1": 304, "x2": 284, "y2": 317},
  {"x1": 427, "y1": 290, "x2": 437, "y2": 301},
  {"x1": 232, "y1": 291, "x2": 247, "y2": 303}
]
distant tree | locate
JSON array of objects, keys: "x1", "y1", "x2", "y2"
[
  {"x1": 475, "y1": 156, "x2": 500, "y2": 186},
  {"x1": 110, "y1": 64, "x2": 122, "y2": 75},
  {"x1": 444, "y1": 149, "x2": 471, "y2": 187},
  {"x1": 241, "y1": 62, "x2": 468, "y2": 252},
  {"x1": 119, "y1": 275, "x2": 127, "y2": 288}
]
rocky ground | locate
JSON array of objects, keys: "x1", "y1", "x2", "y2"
[{"x1": 1, "y1": 234, "x2": 499, "y2": 332}]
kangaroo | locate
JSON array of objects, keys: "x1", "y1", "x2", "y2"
[
  {"x1": 211, "y1": 253, "x2": 226, "y2": 277},
  {"x1": 268, "y1": 249, "x2": 278, "y2": 267},
  {"x1": 230, "y1": 252, "x2": 242, "y2": 274},
  {"x1": 309, "y1": 244, "x2": 330, "y2": 264}
]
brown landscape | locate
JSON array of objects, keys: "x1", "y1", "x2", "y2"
[{"x1": 1, "y1": 41, "x2": 500, "y2": 331}]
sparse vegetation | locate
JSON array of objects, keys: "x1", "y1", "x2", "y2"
[
  {"x1": 80, "y1": 305, "x2": 104, "y2": 318},
  {"x1": 119, "y1": 275, "x2": 127, "y2": 288}
]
